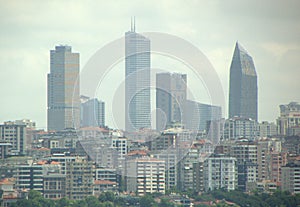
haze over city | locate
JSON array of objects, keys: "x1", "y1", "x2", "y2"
[{"x1": 1, "y1": 0, "x2": 300, "y2": 129}]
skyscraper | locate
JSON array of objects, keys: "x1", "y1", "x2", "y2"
[
  {"x1": 47, "y1": 45, "x2": 80, "y2": 131},
  {"x1": 125, "y1": 20, "x2": 151, "y2": 131},
  {"x1": 229, "y1": 42, "x2": 258, "y2": 121},
  {"x1": 81, "y1": 97, "x2": 105, "y2": 127},
  {"x1": 156, "y1": 73, "x2": 187, "y2": 130}
]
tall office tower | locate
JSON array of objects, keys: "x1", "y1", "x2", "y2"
[
  {"x1": 156, "y1": 73, "x2": 187, "y2": 131},
  {"x1": 125, "y1": 20, "x2": 151, "y2": 131},
  {"x1": 81, "y1": 97, "x2": 105, "y2": 127},
  {"x1": 47, "y1": 45, "x2": 80, "y2": 131},
  {"x1": 229, "y1": 42, "x2": 258, "y2": 121}
]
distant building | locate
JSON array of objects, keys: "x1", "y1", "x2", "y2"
[
  {"x1": 229, "y1": 42, "x2": 258, "y2": 121},
  {"x1": 204, "y1": 154, "x2": 237, "y2": 191},
  {"x1": 81, "y1": 97, "x2": 105, "y2": 127},
  {"x1": 126, "y1": 157, "x2": 165, "y2": 196},
  {"x1": 14, "y1": 161, "x2": 62, "y2": 193},
  {"x1": 223, "y1": 117, "x2": 258, "y2": 141},
  {"x1": 281, "y1": 163, "x2": 300, "y2": 194},
  {"x1": 65, "y1": 157, "x2": 93, "y2": 200},
  {"x1": 0, "y1": 121, "x2": 26, "y2": 155},
  {"x1": 0, "y1": 142, "x2": 12, "y2": 159},
  {"x1": 206, "y1": 119, "x2": 225, "y2": 145},
  {"x1": 277, "y1": 102, "x2": 300, "y2": 136},
  {"x1": 151, "y1": 150, "x2": 177, "y2": 190},
  {"x1": 231, "y1": 142, "x2": 258, "y2": 191},
  {"x1": 156, "y1": 73, "x2": 187, "y2": 130},
  {"x1": 125, "y1": 20, "x2": 151, "y2": 131},
  {"x1": 47, "y1": 45, "x2": 80, "y2": 131},
  {"x1": 185, "y1": 100, "x2": 222, "y2": 131},
  {"x1": 193, "y1": 162, "x2": 204, "y2": 192},
  {"x1": 258, "y1": 121, "x2": 277, "y2": 138}
]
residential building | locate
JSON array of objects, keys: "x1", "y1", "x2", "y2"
[
  {"x1": 258, "y1": 121, "x2": 277, "y2": 138},
  {"x1": 156, "y1": 72, "x2": 187, "y2": 130},
  {"x1": 223, "y1": 117, "x2": 258, "y2": 141},
  {"x1": 47, "y1": 45, "x2": 80, "y2": 131},
  {"x1": 0, "y1": 142, "x2": 12, "y2": 159},
  {"x1": 277, "y1": 102, "x2": 300, "y2": 136},
  {"x1": 229, "y1": 42, "x2": 258, "y2": 121},
  {"x1": 125, "y1": 20, "x2": 151, "y2": 131},
  {"x1": 0, "y1": 121, "x2": 26, "y2": 155},
  {"x1": 204, "y1": 154, "x2": 237, "y2": 191},
  {"x1": 281, "y1": 163, "x2": 300, "y2": 194},
  {"x1": 126, "y1": 157, "x2": 165, "y2": 196},
  {"x1": 231, "y1": 142, "x2": 258, "y2": 191},
  {"x1": 14, "y1": 161, "x2": 62, "y2": 192},
  {"x1": 65, "y1": 157, "x2": 93, "y2": 200}
]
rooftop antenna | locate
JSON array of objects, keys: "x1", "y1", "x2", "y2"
[
  {"x1": 133, "y1": 16, "x2": 136, "y2": 32},
  {"x1": 131, "y1": 17, "x2": 133, "y2": 32}
]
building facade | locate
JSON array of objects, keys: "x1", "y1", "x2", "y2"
[
  {"x1": 223, "y1": 117, "x2": 258, "y2": 141},
  {"x1": 0, "y1": 122, "x2": 26, "y2": 155},
  {"x1": 81, "y1": 97, "x2": 105, "y2": 127},
  {"x1": 126, "y1": 157, "x2": 165, "y2": 196},
  {"x1": 156, "y1": 73, "x2": 187, "y2": 130},
  {"x1": 281, "y1": 163, "x2": 300, "y2": 194},
  {"x1": 125, "y1": 22, "x2": 151, "y2": 132},
  {"x1": 204, "y1": 154, "x2": 237, "y2": 191},
  {"x1": 47, "y1": 45, "x2": 80, "y2": 131},
  {"x1": 277, "y1": 102, "x2": 300, "y2": 136},
  {"x1": 229, "y1": 42, "x2": 258, "y2": 121},
  {"x1": 185, "y1": 100, "x2": 222, "y2": 131}
]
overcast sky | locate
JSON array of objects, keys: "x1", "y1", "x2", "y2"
[{"x1": 0, "y1": 0, "x2": 299, "y2": 129}]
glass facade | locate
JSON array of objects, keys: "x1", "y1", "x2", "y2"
[{"x1": 229, "y1": 42, "x2": 258, "y2": 121}]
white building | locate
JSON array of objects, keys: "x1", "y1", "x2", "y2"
[
  {"x1": 223, "y1": 117, "x2": 258, "y2": 141},
  {"x1": 204, "y1": 154, "x2": 237, "y2": 191},
  {"x1": 126, "y1": 157, "x2": 165, "y2": 196}
]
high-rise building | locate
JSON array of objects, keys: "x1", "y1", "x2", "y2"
[
  {"x1": 126, "y1": 157, "x2": 165, "y2": 196},
  {"x1": 185, "y1": 100, "x2": 222, "y2": 131},
  {"x1": 204, "y1": 154, "x2": 237, "y2": 191},
  {"x1": 223, "y1": 117, "x2": 258, "y2": 141},
  {"x1": 156, "y1": 73, "x2": 187, "y2": 130},
  {"x1": 81, "y1": 97, "x2": 105, "y2": 127},
  {"x1": 0, "y1": 121, "x2": 26, "y2": 155},
  {"x1": 125, "y1": 20, "x2": 151, "y2": 131},
  {"x1": 47, "y1": 45, "x2": 80, "y2": 131},
  {"x1": 229, "y1": 42, "x2": 258, "y2": 121}
]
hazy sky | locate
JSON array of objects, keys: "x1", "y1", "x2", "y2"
[{"x1": 1, "y1": 0, "x2": 300, "y2": 129}]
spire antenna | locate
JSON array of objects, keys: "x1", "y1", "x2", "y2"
[
  {"x1": 131, "y1": 17, "x2": 133, "y2": 31},
  {"x1": 133, "y1": 16, "x2": 136, "y2": 32}
]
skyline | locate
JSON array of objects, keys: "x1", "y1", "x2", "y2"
[{"x1": 1, "y1": 0, "x2": 300, "y2": 129}]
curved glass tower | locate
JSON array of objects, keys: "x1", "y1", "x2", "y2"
[{"x1": 229, "y1": 42, "x2": 258, "y2": 121}]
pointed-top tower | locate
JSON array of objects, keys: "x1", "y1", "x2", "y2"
[{"x1": 229, "y1": 42, "x2": 258, "y2": 121}]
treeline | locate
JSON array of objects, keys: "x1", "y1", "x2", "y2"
[
  {"x1": 194, "y1": 189, "x2": 300, "y2": 207},
  {"x1": 7, "y1": 189, "x2": 300, "y2": 207}
]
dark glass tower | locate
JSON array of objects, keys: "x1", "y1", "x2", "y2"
[{"x1": 229, "y1": 42, "x2": 258, "y2": 121}]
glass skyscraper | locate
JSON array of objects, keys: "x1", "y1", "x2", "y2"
[
  {"x1": 47, "y1": 46, "x2": 80, "y2": 131},
  {"x1": 156, "y1": 73, "x2": 187, "y2": 130},
  {"x1": 229, "y1": 42, "x2": 258, "y2": 121},
  {"x1": 125, "y1": 22, "x2": 151, "y2": 131}
]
